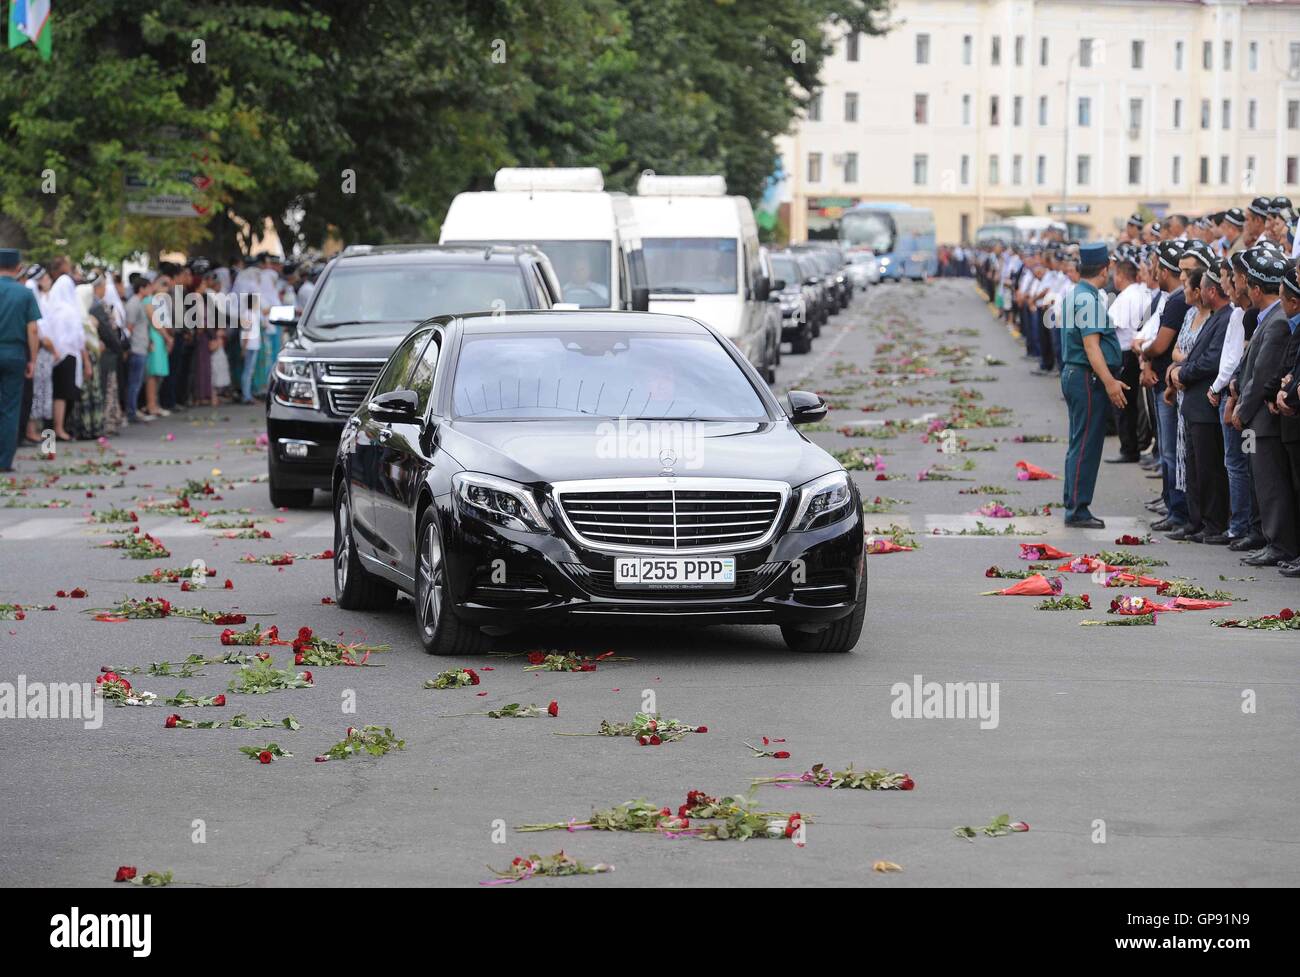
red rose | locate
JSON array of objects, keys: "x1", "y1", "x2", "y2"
[
  {"x1": 527, "y1": 651, "x2": 545, "y2": 665},
  {"x1": 180, "y1": 581, "x2": 191, "y2": 592},
  {"x1": 320, "y1": 596, "x2": 334, "y2": 604},
  {"x1": 898, "y1": 775, "x2": 915, "y2": 791},
  {"x1": 648, "y1": 734, "x2": 662, "y2": 746},
  {"x1": 70, "y1": 588, "x2": 86, "y2": 599},
  {"x1": 547, "y1": 700, "x2": 558, "y2": 717},
  {"x1": 164, "y1": 714, "x2": 180, "y2": 728},
  {"x1": 97, "y1": 672, "x2": 117, "y2": 685},
  {"x1": 678, "y1": 804, "x2": 690, "y2": 817},
  {"x1": 266, "y1": 626, "x2": 279, "y2": 642},
  {"x1": 874, "y1": 473, "x2": 887, "y2": 481},
  {"x1": 637, "y1": 735, "x2": 650, "y2": 745},
  {"x1": 346, "y1": 727, "x2": 356, "y2": 737},
  {"x1": 1281, "y1": 608, "x2": 1295, "y2": 620},
  {"x1": 466, "y1": 668, "x2": 480, "y2": 685},
  {"x1": 220, "y1": 629, "x2": 234, "y2": 645},
  {"x1": 224, "y1": 579, "x2": 233, "y2": 589},
  {"x1": 55, "y1": 590, "x2": 67, "y2": 598},
  {"x1": 257, "y1": 750, "x2": 273, "y2": 764},
  {"x1": 212, "y1": 694, "x2": 225, "y2": 707},
  {"x1": 114, "y1": 866, "x2": 137, "y2": 883},
  {"x1": 294, "y1": 653, "x2": 305, "y2": 666},
  {"x1": 659, "y1": 807, "x2": 671, "y2": 817},
  {"x1": 129, "y1": 512, "x2": 137, "y2": 522},
  {"x1": 784, "y1": 813, "x2": 803, "y2": 838},
  {"x1": 255, "y1": 652, "x2": 270, "y2": 662},
  {"x1": 695, "y1": 725, "x2": 708, "y2": 733},
  {"x1": 14, "y1": 610, "x2": 23, "y2": 620},
  {"x1": 301, "y1": 671, "x2": 313, "y2": 683},
  {"x1": 773, "y1": 750, "x2": 790, "y2": 759},
  {"x1": 297, "y1": 626, "x2": 313, "y2": 642}
]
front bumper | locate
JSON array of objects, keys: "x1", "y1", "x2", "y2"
[
  {"x1": 266, "y1": 400, "x2": 344, "y2": 490},
  {"x1": 440, "y1": 503, "x2": 865, "y2": 630}
]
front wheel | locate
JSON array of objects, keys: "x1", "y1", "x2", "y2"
[
  {"x1": 333, "y1": 485, "x2": 395, "y2": 610},
  {"x1": 781, "y1": 586, "x2": 865, "y2": 654},
  {"x1": 415, "y1": 509, "x2": 489, "y2": 656}
]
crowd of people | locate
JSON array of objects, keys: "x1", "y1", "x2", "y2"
[
  {"x1": 0, "y1": 250, "x2": 321, "y2": 471},
  {"x1": 974, "y1": 195, "x2": 1300, "y2": 575}
]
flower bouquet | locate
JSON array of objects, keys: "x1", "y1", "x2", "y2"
[
  {"x1": 482, "y1": 851, "x2": 614, "y2": 886},
  {"x1": 522, "y1": 651, "x2": 633, "y2": 672},
  {"x1": 753, "y1": 762, "x2": 914, "y2": 791},
  {"x1": 1036, "y1": 594, "x2": 1091, "y2": 610},
  {"x1": 313, "y1": 725, "x2": 405, "y2": 762},
  {"x1": 220, "y1": 624, "x2": 285, "y2": 646},
  {"x1": 95, "y1": 672, "x2": 156, "y2": 707},
  {"x1": 162, "y1": 690, "x2": 227, "y2": 708},
  {"x1": 239, "y1": 743, "x2": 292, "y2": 763},
  {"x1": 101, "y1": 533, "x2": 170, "y2": 559},
  {"x1": 1155, "y1": 580, "x2": 1242, "y2": 602},
  {"x1": 291, "y1": 627, "x2": 386, "y2": 667},
  {"x1": 557, "y1": 712, "x2": 707, "y2": 745},
  {"x1": 1212, "y1": 608, "x2": 1300, "y2": 630},
  {"x1": 1014, "y1": 460, "x2": 1058, "y2": 480},
  {"x1": 227, "y1": 659, "x2": 314, "y2": 694},
  {"x1": 981, "y1": 574, "x2": 1063, "y2": 597},
  {"x1": 1018, "y1": 543, "x2": 1072, "y2": 561},
  {"x1": 423, "y1": 667, "x2": 480, "y2": 689},
  {"x1": 167, "y1": 713, "x2": 297, "y2": 730}
]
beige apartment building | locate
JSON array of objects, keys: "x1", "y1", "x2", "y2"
[{"x1": 778, "y1": 0, "x2": 1300, "y2": 243}]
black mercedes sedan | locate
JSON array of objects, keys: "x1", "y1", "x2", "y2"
[{"x1": 331, "y1": 311, "x2": 866, "y2": 654}]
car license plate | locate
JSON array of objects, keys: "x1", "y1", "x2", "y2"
[{"x1": 614, "y1": 556, "x2": 736, "y2": 589}]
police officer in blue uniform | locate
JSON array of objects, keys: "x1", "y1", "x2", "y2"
[
  {"x1": 0, "y1": 248, "x2": 43, "y2": 472},
  {"x1": 1059, "y1": 242, "x2": 1128, "y2": 529}
]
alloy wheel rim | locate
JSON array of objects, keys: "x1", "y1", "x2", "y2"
[
  {"x1": 335, "y1": 498, "x2": 350, "y2": 593},
  {"x1": 418, "y1": 524, "x2": 442, "y2": 639}
]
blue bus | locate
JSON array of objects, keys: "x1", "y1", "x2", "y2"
[{"x1": 838, "y1": 202, "x2": 937, "y2": 281}]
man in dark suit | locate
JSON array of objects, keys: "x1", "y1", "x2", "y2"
[
  {"x1": 1170, "y1": 266, "x2": 1232, "y2": 542},
  {"x1": 1270, "y1": 262, "x2": 1300, "y2": 575},
  {"x1": 1232, "y1": 247, "x2": 1295, "y2": 566}
]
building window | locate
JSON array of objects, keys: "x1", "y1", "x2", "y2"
[
  {"x1": 1202, "y1": 40, "x2": 1212, "y2": 70},
  {"x1": 1077, "y1": 154, "x2": 1091, "y2": 186},
  {"x1": 1128, "y1": 156, "x2": 1142, "y2": 185},
  {"x1": 1038, "y1": 95, "x2": 1048, "y2": 126},
  {"x1": 1128, "y1": 97, "x2": 1143, "y2": 133},
  {"x1": 960, "y1": 154, "x2": 971, "y2": 185},
  {"x1": 916, "y1": 33, "x2": 930, "y2": 65},
  {"x1": 807, "y1": 153, "x2": 822, "y2": 183},
  {"x1": 1013, "y1": 95, "x2": 1023, "y2": 126},
  {"x1": 844, "y1": 92, "x2": 858, "y2": 123},
  {"x1": 846, "y1": 32, "x2": 859, "y2": 62},
  {"x1": 1174, "y1": 40, "x2": 1184, "y2": 71},
  {"x1": 844, "y1": 152, "x2": 858, "y2": 183},
  {"x1": 1014, "y1": 35, "x2": 1024, "y2": 66},
  {"x1": 962, "y1": 34, "x2": 972, "y2": 65},
  {"x1": 1012, "y1": 154, "x2": 1023, "y2": 185},
  {"x1": 913, "y1": 154, "x2": 928, "y2": 186},
  {"x1": 1173, "y1": 98, "x2": 1183, "y2": 129},
  {"x1": 1172, "y1": 155, "x2": 1182, "y2": 185},
  {"x1": 1199, "y1": 156, "x2": 1209, "y2": 185},
  {"x1": 989, "y1": 154, "x2": 1000, "y2": 185},
  {"x1": 1220, "y1": 155, "x2": 1230, "y2": 184},
  {"x1": 1223, "y1": 40, "x2": 1232, "y2": 71},
  {"x1": 1079, "y1": 38, "x2": 1094, "y2": 68},
  {"x1": 1288, "y1": 156, "x2": 1299, "y2": 185},
  {"x1": 915, "y1": 93, "x2": 929, "y2": 125},
  {"x1": 808, "y1": 94, "x2": 821, "y2": 122},
  {"x1": 1200, "y1": 99, "x2": 1210, "y2": 129},
  {"x1": 1077, "y1": 96, "x2": 1091, "y2": 127},
  {"x1": 962, "y1": 93, "x2": 972, "y2": 126},
  {"x1": 1249, "y1": 41, "x2": 1258, "y2": 71},
  {"x1": 1036, "y1": 154, "x2": 1046, "y2": 185},
  {"x1": 990, "y1": 95, "x2": 1000, "y2": 126},
  {"x1": 1288, "y1": 100, "x2": 1299, "y2": 130},
  {"x1": 991, "y1": 35, "x2": 1001, "y2": 65},
  {"x1": 1132, "y1": 40, "x2": 1144, "y2": 70},
  {"x1": 1040, "y1": 36, "x2": 1049, "y2": 66},
  {"x1": 1291, "y1": 42, "x2": 1300, "y2": 71},
  {"x1": 1222, "y1": 99, "x2": 1231, "y2": 130},
  {"x1": 1246, "y1": 156, "x2": 1257, "y2": 184},
  {"x1": 1248, "y1": 99, "x2": 1257, "y2": 130}
]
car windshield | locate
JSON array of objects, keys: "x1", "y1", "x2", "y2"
[
  {"x1": 452, "y1": 330, "x2": 767, "y2": 421},
  {"x1": 770, "y1": 256, "x2": 800, "y2": 285},
  {"x1": 306, "y1": 263, "x2": 531, "y2": 327},
  {"x1": 841, "y1": 211, "x2": 895, "y2": 252},
  {"x1": 642, "y1": 238, "x2": 738, "y2": 295},
  {"x1": 449, "y1": 240, "x2": 611, "y2": 308}
]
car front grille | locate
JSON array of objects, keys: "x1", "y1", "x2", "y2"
[
  {"x1": 318, "y1": 360, "x2": 384, "y2": 418},
  {"x1": 553, "y1": 480, "x2": 788, "y2": 552},
  {"x1": 563, "y1": 561, "x2": 785, "y2": 599}
]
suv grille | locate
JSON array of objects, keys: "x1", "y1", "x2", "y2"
[
  {"x1": 318, "y1": 361, "x2": 384, "y2": 418},
  {"x1": 556, "y1": 484, "x2": 785, "y2": 551}
]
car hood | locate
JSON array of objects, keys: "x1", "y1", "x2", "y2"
[
  {"x1": 438, "y1": 417, "x2": 839, "y2": 488},
  {"x1": 293, "y1": 320, "x2": 421, "y2": 357},
  {"x1": 647, "y1": 295, "x2": 743, "y2": 339}
]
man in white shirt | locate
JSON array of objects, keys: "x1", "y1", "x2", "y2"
[{"x1": 1212, "y1": 252, "x2": 1256, "y2": 543}]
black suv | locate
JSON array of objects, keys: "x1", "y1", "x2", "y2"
[{"x1": 266, "y1": 244, "x2": 561, "y2": 507}]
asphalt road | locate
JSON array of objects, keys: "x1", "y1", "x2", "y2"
[{"x1": 2, "y1": 278, "x2": 1296, "y2": 887}]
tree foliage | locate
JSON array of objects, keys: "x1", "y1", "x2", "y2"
[{"x1": 0, "y1": 0, "x2": 889, "y2": 261}]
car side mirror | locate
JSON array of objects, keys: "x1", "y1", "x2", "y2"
[
  {"x1": 369, "y1": 388, "x2": 419, "y2": 423},
  {"x1": 631, "y1": 286, "x2": 650, "y2": 312},
  {"x1": 787, "y1": 390, "x2": 828, "y2": 425},
  {"x1": 771, "y1": 278, "x2": 786, "y2": 292}
]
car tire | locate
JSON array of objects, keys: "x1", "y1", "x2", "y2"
[
  {"x1": 333, "y1": 484, "x2": 396, "y2": 611},
  {"x1": 792, "y1": 324, "x2": 813, "y2": 354},
  {"x1": 270, "y1": 484, "x2": 314, "y2": 509},
  {"x1": 415, "y1": 508, "x2": 489, "y2": 656},
  {"x1": 781, "y1": 585, "x2": 866, "y2": 654}
]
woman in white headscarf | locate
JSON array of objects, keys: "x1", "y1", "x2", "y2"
[
  {"x1": 45, "y1": 256, "x2": 87, "y2": 441},
  {"x1": 23, "y1": 264, "x2": 56, "y2": 444}
]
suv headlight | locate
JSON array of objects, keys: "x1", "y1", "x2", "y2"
[
  {"x1": 790, "y1": 471, "x2": 852, "y2": 531},
  {"x1": 272, "y1": 357, "x2": 318, "y2": 409},
  {"x1": 453, "y1": 472, "x2": 549, "y2": 534}
]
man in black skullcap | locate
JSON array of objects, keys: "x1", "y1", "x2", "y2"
[
  {"x1": 1144, "y1": 241, "x2": 1192, "y2": 532},
  {"x1": 1272, "y1": 262, "x2": 1300, "y2": 574},
  {"x1": 1123, "y1": 213, "x2": 1144, "y2": 245},
  {"x1": 1245, "y1": 197, "x2": 1273, "y2": 248},
  {"x1": 0, "y1": 249, "x2": 42, "y2": 471},
  {"x1": 1231, "y1": 247, "x2": 1295, "y2": 565},
  {"x1": 1222, "y1": 207, "x2": 1247, "y2": 257}
]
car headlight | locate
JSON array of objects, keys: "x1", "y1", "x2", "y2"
[
  {"x1": 790, "y1": 471, "x2": 853, "y2": 531},
  {"x1": 453, "y1": 472, "x2": 549, "y2": 534},
  {"x1": 272, "y1": 357, "x2": 318, "y2": 409},
  {"x1": 879, "y1": 257, "x2": 890, "y2": 266}
]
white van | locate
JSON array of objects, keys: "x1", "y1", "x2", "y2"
[
  {"x1": 629, "y1": 174, "x2": 780, "y2": 382},
  {"x1": 440, "y1": 167, "x2": 647, "y2": 311}
]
